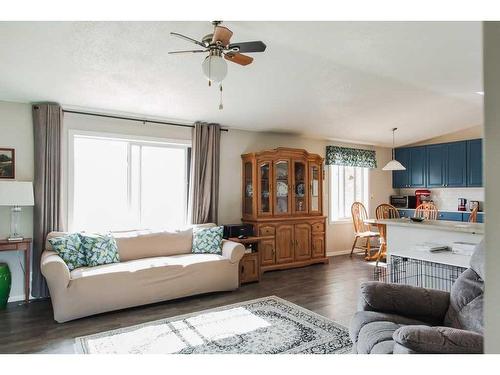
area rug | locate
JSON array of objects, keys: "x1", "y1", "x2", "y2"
[{"x1": 76, "y1": 296, "x2": 352, "y2": 354}]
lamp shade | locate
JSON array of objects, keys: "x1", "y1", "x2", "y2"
[
  {"x1": 382, "y1": 160, "x2": 406, "y2": 171},
  {"x1": 202, "y1": 55, "x2": 228, "y2": 83},
  {"x1": 0, "y1": 181, "x2": 34, "y2": 206}
]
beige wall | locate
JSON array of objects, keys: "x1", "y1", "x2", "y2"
[
  {"x1": 484, "y1": 21, "x2": 500, "y2": 354},
  {"x1": 406, "y1": 125, "x2": 483, "y2": 147},
  {"x1": 219, "y1": 129, "x2": 395, "y2": 254},
  {"x1": 0, "y1": 101, "x2": 34, "y2": 302}
]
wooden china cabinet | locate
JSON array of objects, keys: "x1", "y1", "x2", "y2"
[{"x1": 241, "y1": 148, "x2": 328, "y2": 273}]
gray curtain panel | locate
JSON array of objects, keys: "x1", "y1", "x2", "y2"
[
  {"x1": 32, "y1": 103, "x2": 63, "y2": 298},
  {"x1": 189, "y1": 122, "x2": 221, "y2": 224}
]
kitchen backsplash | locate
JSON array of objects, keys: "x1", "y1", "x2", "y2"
[{"x1": 399, "y1": 188, "x2": 485, "y2": 212}]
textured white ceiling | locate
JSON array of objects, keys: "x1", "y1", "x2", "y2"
[{"x1": 0, "y1": 21, "x2": 482, "y2": 146}]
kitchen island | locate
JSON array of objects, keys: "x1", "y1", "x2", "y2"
[
  {"x1": 375, "y1": 218, "x2": 484, "y2": 268},
  {"x1": 372, "y1": 218, "x2": 483, "y2": 291}
]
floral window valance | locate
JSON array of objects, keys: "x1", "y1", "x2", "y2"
[{"x1": 326, "y1": 146, "x2": 377, "y2": 169}]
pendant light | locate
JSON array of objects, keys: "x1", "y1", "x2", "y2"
[{"x1": 382, "y1": 128, "x2": 406, "y2": 171}]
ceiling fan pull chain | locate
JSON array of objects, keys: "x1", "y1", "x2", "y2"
[{"x1": 219, "y1": 83, "x2": 223, "y2": 110}]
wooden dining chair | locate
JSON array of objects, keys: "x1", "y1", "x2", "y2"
[
  {"x1": 371, "y1": 204, "x2": 400, "y2": 265},
  {"x1": 414, "y1": 202, "x2": 439, "y2": 220},
  {"x1": 468, "y1": 206, "x2": 479, "y2": 223},
  {"x1": 350, "y1": 201, "x2": 380, "y2": 258}
]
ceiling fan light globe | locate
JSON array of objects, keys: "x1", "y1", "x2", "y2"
[
  {"x1": 202, "y1": 55, "x2": 227, "y2": 83},
  {"x1": 382, "y1": 160, "x2": 406, "y2": 171}
]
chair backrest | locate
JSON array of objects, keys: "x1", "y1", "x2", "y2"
[
  {"x1": 414, "y1": 202, "x2": 438, "y2": 220},
  {"x1": 444, "y1": 241, "x2": 484, "y2": 334},
  {"x1": 468, "y1": 206, "x2": 479, "y2": 223},
  {"x1": 375, "y1": 203, "x2": 400, "y2": 220},
  {"x1": 351, "y1": 202, "x2": 370, "y2": 233}
]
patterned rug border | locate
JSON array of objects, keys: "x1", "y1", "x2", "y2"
[{"x1": 75, "y1": 296, "x2": 351, "y2": 354}]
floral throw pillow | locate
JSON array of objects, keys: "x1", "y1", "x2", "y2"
[
  {"x1": 192, "y1": 226, "x2": 223, "y2": 255},
  {"x1": 48, "y1": 233, "x2": 87, "y2": 271},
  {"x1": 79, "y1": 233, "x2": 120, "y2": 267}
]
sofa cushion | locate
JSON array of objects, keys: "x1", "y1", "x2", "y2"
[
  {"x1": 113, "y1": 229, "x2": 193, "y2": 261},
  {"x1": 192, "y1": 226, "x2": 223, "y2": 255},
  {"x1": 48, "y1": 233, "x2": 87, "y2": 271},
  {"x1": 70, "y1": 253, "x2": 226, "y2": 279},
  {"x1": 80, "y1": 233, "x2": 120, "y2": 267}
]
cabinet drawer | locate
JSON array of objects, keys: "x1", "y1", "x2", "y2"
[
  {"x1": 397, "y1": 209, "x2": 414, "y2": 218},
  {"x1": 311, "y1": 222, "x2": 325, "y2": 233},
  {"x1": 437, "y1": 212, "x2": 463, "y2": 222},
  {"x1": 258, "y1": 225, "x2": 275, "y2": 236}
]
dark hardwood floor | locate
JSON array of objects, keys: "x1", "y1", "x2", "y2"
[{"x1": 0, "y1": 254, "x2": 375, "y2": 353}]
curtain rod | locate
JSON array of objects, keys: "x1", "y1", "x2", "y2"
[{"x1": 62, "y1": 109, "x2": 229, "y2": 132}]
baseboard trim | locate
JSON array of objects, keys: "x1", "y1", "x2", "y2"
[{"x1": 326, "y1": 249, "x2": 352, "y2": 257}]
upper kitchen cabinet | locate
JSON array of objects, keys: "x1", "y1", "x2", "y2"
[
  {"x1": 393, "y1": 148, "x2": 410, "y2": 188},
  {"x1": 394, "y1": 138, "x2": 483, "y2": 189},
  {"x1": 392, "y1": 147, "x2": 425, "y2": 188},
  {"x1": 408, "y1": 146, "x2": 426, "y2": 187},
  {"x1": 427, "y1": 141, "x2": 467, "y2": 188},
  {"x1": 467, "y1": 139, "x2": 483, "y2": 187}
]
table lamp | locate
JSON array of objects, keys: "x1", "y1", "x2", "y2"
[{"x1": 0, "y1": 181, "x2": 34, "y2": 241}]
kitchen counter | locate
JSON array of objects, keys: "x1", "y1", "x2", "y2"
[{"x1": 373, "y1": 218, "x2": 484, "y2": 235}]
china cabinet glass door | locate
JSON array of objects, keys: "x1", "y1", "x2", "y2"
[
  {"x1": 258, "y1": 161, "x2": 272, "y2": 215},
  {"x1": 243, "y1": 161, "x2": 253, "y2": 215},
  {"x1": 293, "y1": 161, "x2": 307, "y2": 214},
  {"x1": 309, "y1": 163, "x2": 321, "y2": 214},
  {"x1": 274, "y1": 160, "x2": 290, "y2": 215}
]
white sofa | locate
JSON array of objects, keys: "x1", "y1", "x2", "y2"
[{"x1": 41, "y1": 224, "x2": 245, "y2": 323}]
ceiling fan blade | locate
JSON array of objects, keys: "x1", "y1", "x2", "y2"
[
  {"x1": 168, "y1": 49, "x2": 207, "y2": 54},
  {"x1": 227, "y1": 41, "x2": 266, "y2": 53},
  {"x1": 212, "y1": 26, "x2": 233, "y2": 46},
  {"x1": 224, "y1": 53, "x2": 254, "y2": 66},
  {"x1": 170, "y1": 32, "x2": 206, "y2": 47}
]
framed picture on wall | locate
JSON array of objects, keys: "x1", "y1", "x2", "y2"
[{"x1": 0, "y1": 148, "x2": 15, "y2": 179}]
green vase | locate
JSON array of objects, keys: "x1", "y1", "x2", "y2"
[{"x1": 0, "y1": 263, "x2": 11, "y2": 309}]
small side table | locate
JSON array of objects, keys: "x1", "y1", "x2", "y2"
[
  {"x1": 0, "y1": 238, "x2": 32, "y2": 303},
  {"x1": 229, "y1": 235, "x2": 273, "y2": 285}
]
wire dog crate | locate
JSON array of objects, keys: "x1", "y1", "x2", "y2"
[{"x1": 374, "y1": 255, "x2": 467, "y2": 292}]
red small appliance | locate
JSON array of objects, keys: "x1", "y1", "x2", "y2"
[
  {"x1": 415, "y1": 189, "x2": 431, "y2": 207},
  {"x1": 458, "y1": 198, "x2": 467, "y2": 211}
]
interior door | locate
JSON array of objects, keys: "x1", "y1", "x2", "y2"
[
  {"x1": 294, "y1": 223, "x2": 311, "y2": 261},
  {"x1": 275, "y1": 224, "x2": 294, "y2": 264},
  {"x1": 292, "y1": 160, "x2": 308, "y2": 215}
]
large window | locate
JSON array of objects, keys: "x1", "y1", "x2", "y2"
[
  {"x1": 330, "y1": 165, "x2": 369, "y2": 221},
  {"x1": 69, "y1": 133, "x2": 190, "y2": 232}
]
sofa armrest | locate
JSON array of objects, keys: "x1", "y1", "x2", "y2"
[
  {"x1": 393, "y1": 325, "x2": 483, "y2": 354},
  {"x1": 359, "y1": 281, "x2": 450, "y2": 325},
  {"x1": 40, "y1": 250, "x2": 71, "y2": 289},
  {"x1": 221, "y1": 240, "x2": 245, "y2": 264}
]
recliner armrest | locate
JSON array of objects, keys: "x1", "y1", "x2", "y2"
[
  {"x1": 221, "y1": 240, "x2": 245, "y2": 264},
  {"x1": 393, "y1": 325, "x2": 483, "y2": 354},
  {"x1": 359, "y1": 281, "x2": 450, "y2": 325}
]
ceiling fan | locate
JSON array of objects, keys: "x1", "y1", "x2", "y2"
[{"x1": 169, "y1": 21, "x2": 267, "y2": 109}]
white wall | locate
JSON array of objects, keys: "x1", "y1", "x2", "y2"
[
  {"x1": 0, "y1": 101, "x2": 34, "y2": 302},
  {"x1": 484, "y1": 21, "x2": 500, "y2": 354},
  {"x1": 219, "y1": 129, "x2": 395, "y2": 254}
]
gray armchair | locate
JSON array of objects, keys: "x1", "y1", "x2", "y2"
[{"x1": 350, "y1": 241, "x2": 484, "y2": 354}]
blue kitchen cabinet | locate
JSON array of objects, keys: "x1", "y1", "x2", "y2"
[
  {"x1": 446, "y1": 141, "x2": 467, "y2": 187},
  {"x1": 467, "y1": 139, "x2": 483, "y2": 187},
  {"x1": 408, "y1": 147, "x2": 426, "y2": 187},
  {"x1": 427, "y1": 144, "x2": 447, "y2": 187},
  {"x1": 463, "y1": 212, "x2": 484, "y2": 223},
  {"x1": 392, "y1": 148, "x2": 410, "y2": 188},
  {"x1": 437, "y1": 212, "x2": 463, "y2": 221},
  {"x1": 397, "y1": 209, "x2": 414, "y2": 218}
]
